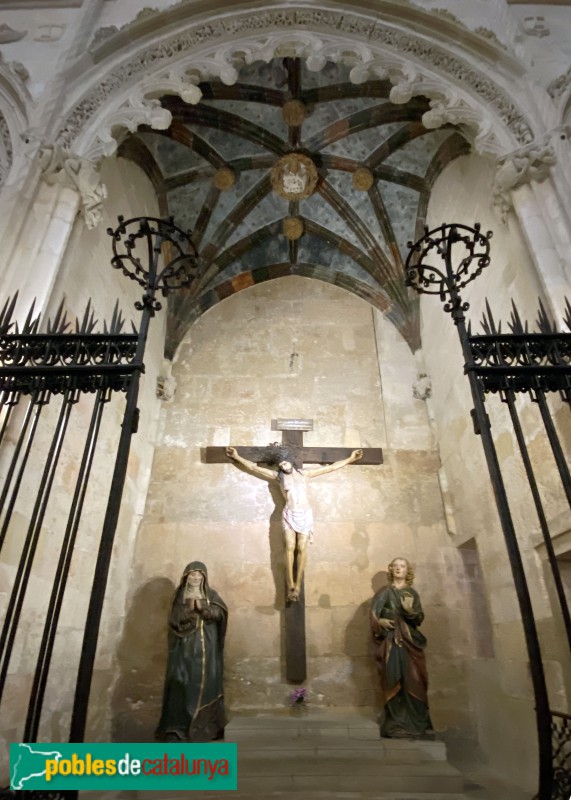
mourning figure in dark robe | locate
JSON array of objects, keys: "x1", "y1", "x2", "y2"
[
  {"x1": 156, "y1": 561, "x2": 228, "y2": 742},
  {"x1": 370, "y1": 557, "x2": 433, "y2": 738}
]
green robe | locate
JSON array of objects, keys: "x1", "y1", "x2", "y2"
[
  {"x1": 156, "y1": 561, "x2": 228, "y2": 742},
  {"x1": 371, "y1": 584, "x2": 432, "y2": 738}
]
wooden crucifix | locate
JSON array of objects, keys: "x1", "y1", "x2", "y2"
[{"x1": 205, "y1": 419, "x2": 383, "y2": 682}]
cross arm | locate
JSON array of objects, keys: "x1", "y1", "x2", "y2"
[
  {"x1": 204, "y1": 446, "x2": 276, "y2": 464},
  {"x1": 204, "y1": 445, "x2": 383, "y2": 465},
  {"x1": 298, "y1": 447, "x2": 382, "y2": 465}
]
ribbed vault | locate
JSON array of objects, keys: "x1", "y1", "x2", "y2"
[{"x1": 119, "y1": 58, "x2": 470, "y2": 356}]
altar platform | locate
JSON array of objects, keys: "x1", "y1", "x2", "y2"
[{"x1": 86, "y1": 708, "x2": 530, "y2": 800}]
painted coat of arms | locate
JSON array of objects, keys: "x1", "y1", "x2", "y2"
[{"x1": 271, "y1": 153, "x2": 319, "y2": 200}]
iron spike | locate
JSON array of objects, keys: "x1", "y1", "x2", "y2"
[
  {"x1": 536, "y1": 297, "x2": 555, "y2": 334},
  {"x1": 481, "y1": 299, "x2": 496, "y2": 335},
  {"x1": 508, "y1": 300, "x2": 525, "y2": 335},
  {"x1": 22, "y1": 298, "x2": 39, "y2": 335},
  {"x1": 48, "y1": 298, "x2": 70, "y2": 334},
  {"x1": 0, "y1": 293, "x2": 18, "y2": 334},
  {"x1": 109, "y1": 301, "x2": 125, "y2": 334},
  {"x1": 76, "y1": 299, "x2": 92, "y2": 334}
]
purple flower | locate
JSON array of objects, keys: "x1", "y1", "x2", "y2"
[{"x1": 289, "y1": 687, "x2": 307, "y2": 705}]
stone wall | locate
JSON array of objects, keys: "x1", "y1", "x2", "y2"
[
  {"x1": 115, "y1": 275, "x2": 478, "y2": 744},
  {"x1": 421, "y1": 152, "x2": 571, "y2": 790}
]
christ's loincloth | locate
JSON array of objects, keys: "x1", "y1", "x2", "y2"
[{"x1": 282, "y1": 507, "x2": 313, "y2": 540}]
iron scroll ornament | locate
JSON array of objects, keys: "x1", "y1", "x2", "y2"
[
  {"x1": 405, "y1": 223, "x2": 493, "y2": 314},
  {"x1": 107, "y1": 216, "x2": 199, "y2": 313}
]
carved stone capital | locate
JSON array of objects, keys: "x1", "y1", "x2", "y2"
[
  {"x1": 156, "y1": 360, "x2": 177, "y2": 402},
  {"x1": 522, "y1": 15, "x2": 550, "y2": 39},
  {"x1": 492, "y1": 142, "x2": 557, "y2": 221},
  {"x1": 71, "y1": 90, "x2": 176, "y2": 162},
  {"x1": 38, "y1": 145, "x2": 107, "y2": 229},
  {"x1": 95, "y1": 95, "x2": 173, "y2": 159},
  {"x1": 548, "y1": 66, "x2": 571, "y2": 103},
  {"x1": 0, "y1": 24, "x2": 27, "y2": 44},
  {"x1": 413, "y1": 374, "x2": 432, "y2": 402}
]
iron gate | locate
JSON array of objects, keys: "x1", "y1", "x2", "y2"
[
  {"x1": 0, "y1": 217, "x2": 196, "y2": 798},
  {"x1": 406, "y1": 223, "x2": 571, "y2": 800}
]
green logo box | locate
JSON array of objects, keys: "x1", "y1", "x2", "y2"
[{"x1": 10, "y1": 742, "x2": 237, "y2": 791}]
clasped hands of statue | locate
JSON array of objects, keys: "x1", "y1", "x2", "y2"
[{"x1": 185, "y1": 597, "x2": 219, "y2": 620}]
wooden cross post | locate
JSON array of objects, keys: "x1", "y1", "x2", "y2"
[{"x1": 205, "y1": 419, "x2": 383, "y2": 682}]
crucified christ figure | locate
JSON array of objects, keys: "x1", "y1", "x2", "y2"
[{"x1": 226, "y1": 444, "x2": 363, "y2": 602}]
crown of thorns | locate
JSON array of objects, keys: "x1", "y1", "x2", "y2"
[{"x1": 261, "y1": 443, "x2": 294, "y2": 466}]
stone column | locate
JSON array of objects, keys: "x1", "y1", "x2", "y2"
[
  {"x1": 511, "y1": 179, "x2": 571, "y2": 324},
  {"x1": 493, "y1": 143, "x2": 571, "y2": 326},
  {"x1": 1, "y1": 145, "x2": 106, "y2": 320}
]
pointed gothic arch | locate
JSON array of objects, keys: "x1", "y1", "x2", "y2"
[
  {"x1": 54, "y1": 2, "x2": 542, "y2": 162},
  {"x1": 0, "y1": 60, "x2": 30, "y2": 189}
]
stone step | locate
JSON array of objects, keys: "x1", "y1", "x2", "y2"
[
  {"x1": 235, "y1": 763, "x2": 464, "y2": 794},
  {"x1": 225, "y1": 713, "x2": 447, "y2": 763},
  {"x1": 129, "y1": 794, "x2": 470, "y2": 800},
  {"x1": 83, "y1": 712, "x2": 468, "y2": 799},
  {"x1": 228, "y1": 734, "x2": 446, "y2": 762},
  {"x1": 237, "y1": 756, "x2": 460, "y2": 778},
  {"x1": 219, "y1": 712, "x2": 464, "y2": 796},
  {"x1": 238, "y1": 746, "x2": 425, "y2": 764},
  {"x1": 226, "y1": 711, "x2": 377, "y2": 728}
]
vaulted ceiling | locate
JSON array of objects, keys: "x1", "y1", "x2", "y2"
[{"x1": 119, "y1": 58, "x2": 470, "y2": 357}]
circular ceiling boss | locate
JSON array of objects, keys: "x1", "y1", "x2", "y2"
[
  {"x1": 282, "y1": 99, "x2": 306, "y2": 127},
  {"x1": 352, "y1": 167, "x2": 375, "y2": 191},
  {"x1": 213, "y1": 167, "x2": 236, "y2": 191},
  {"x1": 283, "y1": 216, "x2": 304, "y2": 240},
  {"x1": 271, "y1": 153, "x2": 319, "y2": 201}
]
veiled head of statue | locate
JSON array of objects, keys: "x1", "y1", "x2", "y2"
[{"x1": 183, "y1": 560, "x2": 208, "y2": 584}]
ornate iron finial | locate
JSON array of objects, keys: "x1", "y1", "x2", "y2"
[
  {"x1": 405, "y1": 223, "x2": 493, "y2": 317},
  {"x1": 107, "y1": 216, "x2": 198, "y2": 313}
]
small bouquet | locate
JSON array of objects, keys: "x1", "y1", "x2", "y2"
[{"x1": 289, "y1": 687, "x2": 307, "y2": 706}]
